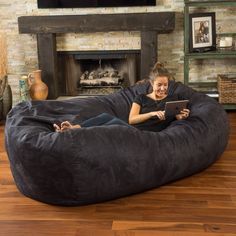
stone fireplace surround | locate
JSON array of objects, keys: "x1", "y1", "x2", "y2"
[{"x1": 18, "y1": 12, "x2": 175, "y2": 99}]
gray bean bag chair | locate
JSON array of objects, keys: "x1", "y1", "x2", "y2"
[{"x1": 5, "y1": 81, "x2": 229, "y2": 206}]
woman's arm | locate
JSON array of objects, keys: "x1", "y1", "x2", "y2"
[{"x1": 128, "y1": 103, "x2": 165, "y2": 125}]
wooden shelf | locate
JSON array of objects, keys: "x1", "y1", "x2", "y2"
[
  {"x1": 188, "y1": 81, "x2": 217, "y2": 87},
  {"x1": 186, "y1": 50, "x2": 236, "y2": 59},
  {"x1": 184, "y1": 0, "x2": 236, "y2": 110},
  {"x1": 217, "y1": 33, "x2": 236, "y2": 37},
  {"x1": 222, "y1": 104, "x2": 236, "y2": 110},
  {"x1": 185, "y1": 0, "x2": 236, "y2": 7}
]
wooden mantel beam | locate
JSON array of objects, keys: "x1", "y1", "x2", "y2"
[{"x1": 18, "y1": 12, "x2": 175, "y2": 34}]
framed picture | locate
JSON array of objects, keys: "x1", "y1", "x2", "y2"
[{"x1": 189, "y1": 12, "x2": 216, "y2": 53}]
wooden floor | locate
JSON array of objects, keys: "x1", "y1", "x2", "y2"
[{"x1": 0, "y1": 112, "x2": 236, "y2": 236}]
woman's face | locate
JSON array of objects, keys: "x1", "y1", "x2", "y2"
[{"x1": 152, "y1": 76, "x2": 169, "y2": 99}]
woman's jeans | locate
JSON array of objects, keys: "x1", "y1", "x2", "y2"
[{"x1": 81, "y1": 113, "x2": 131, "y2": 128}]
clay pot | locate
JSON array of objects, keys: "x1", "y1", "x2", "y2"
[{"x1": 28, "y1": 70, "x2": 48, "y2": 100}]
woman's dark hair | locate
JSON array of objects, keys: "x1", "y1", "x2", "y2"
[{"x1": 149, "y1": 62, "x2": 173, "y2": 81}]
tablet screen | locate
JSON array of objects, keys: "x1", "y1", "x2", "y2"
[{"x1": 165, "y1": 100, "x2": 189, "y2": 117}]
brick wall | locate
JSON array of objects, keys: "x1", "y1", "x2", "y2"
[{"x1": 0, "y1": 0, "x2": 236, "y2": 104}]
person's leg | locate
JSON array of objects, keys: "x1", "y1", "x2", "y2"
[
  {"x1": 81, "y1": 113, "x2": 118, "y2": 127},
  {"x1": 105, "y1": 117, "x2": 131, "y2": 127},
  {"x1": 81, "y1": 113, "x2": 130, "y2": 128}
]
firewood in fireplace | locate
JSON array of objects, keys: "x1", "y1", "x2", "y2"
[
  {"x1": 80, "y1": 71, "x2": 89, "y2": 80},
  {"x1": 88, "y1": 71, "x2": 100, "y2": 80},
  {"x1": 80, "y1": 77, "x2": 123, "y2": 86},
  {"x1": 79, "y1": 66, "x2": 124, "y2": 87}
]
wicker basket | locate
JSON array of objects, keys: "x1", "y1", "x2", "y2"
[{"x1": 218, "y1": 74, "x2": 236, "y2": 104}]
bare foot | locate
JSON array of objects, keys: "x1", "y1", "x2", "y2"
[
  {"x1": 53, "y1": 123, "x2": 61, "y2": 132},
  {"x1": 53, "y1": 121, "x2": 81, "y2": 132}
]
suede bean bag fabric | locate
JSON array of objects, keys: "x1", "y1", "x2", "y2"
[{"x1": 5, "y1": 81, "x2": 229, "y2": 206}]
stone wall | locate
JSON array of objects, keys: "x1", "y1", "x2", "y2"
[{"x1": 0, "y1": 0, "x2": 236, "y2": 104}]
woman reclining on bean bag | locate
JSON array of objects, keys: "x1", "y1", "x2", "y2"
[{"x1": 54, "y1": 62, "x2": 190, "y2": 133}]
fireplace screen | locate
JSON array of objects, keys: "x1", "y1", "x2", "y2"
[
  {"x1": 79, "y1": 60, "x2": 124, "y2": 87},
  {"x1": 57, "y1": 50, "x2": 140, "y2": 96}
]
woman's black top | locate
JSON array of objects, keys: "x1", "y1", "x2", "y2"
[{"x1": 132, "y1": 94, "x2": 179, "y2": 132}]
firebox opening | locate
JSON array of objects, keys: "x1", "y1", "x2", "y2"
[{"x1": 57, "y1": 50, "x2": 140, "y2": 96}]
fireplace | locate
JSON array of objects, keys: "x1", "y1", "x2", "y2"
[
  {"x1": 18, "y1": 12, "x2": 175, "y2": 99},
  {"x1": 57, "y1": 50, "x2": 140, "y2": 95}
]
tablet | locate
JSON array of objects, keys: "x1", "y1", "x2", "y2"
[{"x1": 165, "y1": 100, "x2": 189, "y2": 116}]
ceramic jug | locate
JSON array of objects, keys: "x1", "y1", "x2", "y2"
[{"x1": 28, "y1": 70, "x2": 48, "y2": 100}]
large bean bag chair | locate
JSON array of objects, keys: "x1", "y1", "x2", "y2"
[{"x1": 5, "y1": 81, "x2": 229, "y2": 206}]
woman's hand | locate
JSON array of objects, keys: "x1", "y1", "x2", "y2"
[
  {"x1": 150, "y1": 111, "x2": 166, "y2": 120},
  {"x1": 176, "y1": 109, "x2": 190, "y2": 120}
]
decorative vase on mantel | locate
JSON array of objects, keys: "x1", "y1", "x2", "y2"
[{"x1": 28, "y1": 70, "x2": 48, "y2": 100}]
